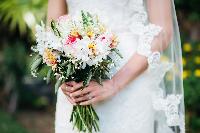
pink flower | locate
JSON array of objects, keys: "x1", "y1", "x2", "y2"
[
  {"x1": 57, "y1": 15, "x2": 70, "y2": 22},
  {"x1": 65, "y1": 35, "x2": 77, "y2": 45}
]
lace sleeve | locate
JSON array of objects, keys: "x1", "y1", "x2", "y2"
[
  {"x1": 130, "y1": 0, "x2": 173, "y2": 68},
  {"x1": 136, "y1": 24, "x2": 162, "y2": 68}
]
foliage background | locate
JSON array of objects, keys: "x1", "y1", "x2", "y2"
[{"x1": 0, "y1": 0, "x2": 200, "y2": 133}]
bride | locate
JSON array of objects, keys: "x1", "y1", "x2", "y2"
[{"x1": 47, "y1": 0, "x2": 185, "y2": 133}]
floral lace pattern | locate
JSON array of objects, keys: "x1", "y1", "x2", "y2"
[
  {"x1": 136, "y1": 24, "x2": 162, "y2": 68},
  {"x1": 147, "y1": 52, "x2": 161, "y2": 68},
  {"x1": 152, "y1": 93, "x2": 183, "y2": 126}
]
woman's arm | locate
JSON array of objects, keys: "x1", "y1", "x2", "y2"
[
  {"x1": 112, "y1": 0, "x2": 173, "y2": 91},
  {"x1": 47, "y1": 0, "x2": 68, "y2": 24}
]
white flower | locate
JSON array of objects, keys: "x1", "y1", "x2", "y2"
[{"x1": 35, "y1": 23, "x2": 63, "y2": 55}]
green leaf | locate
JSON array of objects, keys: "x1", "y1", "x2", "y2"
[
  {"x1": 31, "y1": 57, "x2": 42, "y2": 71},
  {"x1": 83, "y1": 70, "x2": 93, "y2": 87},
  {"x1": 46, "y1": 69, "x2": 53, "y2": 84},
  {"x1": 55, "y1": 78, "x2": 64, "y2": 94},
  {"x1": 66, "y1": 63, "x2": 72, "y2": 76},
  {"x1": 113, "y1": 48, "x2": 123, "y2": 58},
  {"x1": 61, "y1": 61, "x2": 69, "y2": 66},
  {"x1": 33, "y1": 54, "x2": 42, "y2": 62},
  {"x1": 97, "y1": 75, "x2": 102, "y2": 85},
  {"x1": 51, "y1": 20, "x2": 61, "y2": 37}
]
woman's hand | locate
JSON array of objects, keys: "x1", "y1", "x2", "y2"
[
  {"x1": 60, "y1": 81, "x2": 83, "y2": 105},
  {"x1": 60, "y1": 80, "x2": 119, "y2": 105}
]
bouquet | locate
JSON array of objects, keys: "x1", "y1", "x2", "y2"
[{"x1": 31, "y1": 11, "x2": 122, "y2": 133}]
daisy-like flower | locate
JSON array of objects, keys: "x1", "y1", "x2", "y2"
[{"x1": 43, "y1": 48, "x2": 58, "y2": 69}]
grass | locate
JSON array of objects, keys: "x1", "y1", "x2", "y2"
[{"x1": 0, "y1": 110, "x2": 29, "y2": 133}]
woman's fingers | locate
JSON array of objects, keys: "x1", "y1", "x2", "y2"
[
  {"x1": 73, "y1": 94, "x2": 89, "y2": 103},
  {"x1": 60, "y1": 83, "x2": 73, "y2": 93},
  {"x1": 79, "y1": 96, "x2": 102, "y2": 105},
  {"x1": 66, "y1": 96, "x2": 76, "y2": 105},
  {"x1": 70, "y1": 86, "x2": 92, "y2": 98},
  {"x1": 73, "y1": 91, "x2": 97, "y2": 103},
  {"x1": 62, "y1": 89, "x2": 70, "y2": 96},
  {"x1": 60, "y1": 81, "x2": 83, "y2": 93},
  {"x1": 71, "y1": 81, "x2": 83, "y2": 91}
]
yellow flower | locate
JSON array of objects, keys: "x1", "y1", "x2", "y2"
[
  {"x1": 70, "y1": 28, "x2": 80, "y2": 38},
  {"x1": 182, "y1": 70, "x2": 190, "y2": 80},
  {"x1": 43, "y1": 48, "x2": 57, "y2": 67},
  {"x1": 194, "y1": 56, "x2": 200, "y2": 64},
  {"x1": 194, "y1": 69, "x2": 200, "y2": 77},
  {"x1": 87, "y1": 30, "x2": 94, "y2": 38},
  {"x1": 182, "y1": 57, "x2": 186, "y2": 66},
  {"x1": 183, "y1": 43, "x2": 192, "y2": 52},
  {"x1": 88, "y1": 42, "x2": 97, "y2": 55},
  {"x1": 88, "y1": 42, "x2": 96, "y2": 49}
]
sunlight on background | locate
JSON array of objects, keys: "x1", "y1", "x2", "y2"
[{"x1": 0, "y1": 0, "x2": 200, "y2": 133}]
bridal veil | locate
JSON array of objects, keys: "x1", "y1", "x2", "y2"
[{"x1": 126, "y1": 0, "x2": 185, "y2": 132}]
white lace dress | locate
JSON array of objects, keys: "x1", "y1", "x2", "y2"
[{"x1": 55, "y1": 0, "x2": 182, "y2": 133}]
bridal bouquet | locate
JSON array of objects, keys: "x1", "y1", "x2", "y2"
[{"x1": 31, "y1": 11, "x2": 122, "y2": 133}]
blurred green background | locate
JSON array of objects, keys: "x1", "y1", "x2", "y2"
[{"x1": 0, "y1": 0, "x2": 199, "y2": 133}]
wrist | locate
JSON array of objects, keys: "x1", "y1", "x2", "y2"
[{"x1": 109, "y1": 78, "x2": 120, "y2": 94}]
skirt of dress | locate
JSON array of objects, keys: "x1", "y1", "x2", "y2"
[{"x1": 55, "y1": 32, "x2": 155, "y2": 133}]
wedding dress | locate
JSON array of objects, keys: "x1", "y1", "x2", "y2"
[{"x1": 55, "y1": 0, "x2": 185, "y2": 133}]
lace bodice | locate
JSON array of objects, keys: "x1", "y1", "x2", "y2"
[{"x1": 67, "y1": 0, "x2": 146, "y2": 32}]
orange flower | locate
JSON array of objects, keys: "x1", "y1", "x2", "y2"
[
  {"x1": 110, "y1": 34, "x2": 118, "y2": 48},
  {"x1": 43, "y1": 48, "x2": 57, "y2": 67},
  {"x1": 70, "y1": 28, "x2": 82, "y2": 39}
]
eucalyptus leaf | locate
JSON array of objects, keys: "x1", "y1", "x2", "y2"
[
  {"x1": 66, "y1": 63, "x2": 72, "y2": 76},
  {"x1": 113, "y1": 48, "x2": 123, "y2": 58},
  {"x1": 33, "y1": 54, "x2": 42, "y2": 62},
  {"x1": 31, "y1": 57, "x2": 42, "y2": 71},
  {"x1": 83, "y1": 70, "x2": 93, "y2": 87},
  {"x1": 55, "y1": 78, "x2": 64, "y2": 94},
  {"x1": 61, "y1": 61, "x2": 69, "y2": 66},
  {"x1": 46, "y1": 69, "x2": 53, "y2": 84}
]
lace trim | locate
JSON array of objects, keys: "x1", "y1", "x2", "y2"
[
  {"x1": 153, "y1": 93, "x2": 183, "y2": 126},
  {"x1": 137, "y1": 24, "x2": 162, "y2": 56},
  {"x1": 147, "y1": 51, "x2": 161, "y2": 68},
  {"x1": 136, "y1": 24, "x2": 162, "y2": 68}
]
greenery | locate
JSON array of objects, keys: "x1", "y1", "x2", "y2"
[
  {"x1": 182, "y1": 42, "x2": 200, "y2": 132},
  {"x1": 175, "y1": 0, "x2": 200, "y2": 21},
  {"x1": 0, "y1": 0, "x2": 199, "y2": 132},
  {"x1": 0, "y1": 110, "x2": 29, "y2": 133}
]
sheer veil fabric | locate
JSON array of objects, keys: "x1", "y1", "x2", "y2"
[{"x1": 55, "y1": 0, "x2": 185, "y2": 133}]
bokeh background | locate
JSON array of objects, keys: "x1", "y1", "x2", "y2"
[{"x1": 0, "y1": 0, "x2": 199, "y2": 133}]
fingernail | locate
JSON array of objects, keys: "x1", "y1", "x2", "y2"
[{"x1": 70, "y1": 94, "x2": 73, "y2": 97}]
